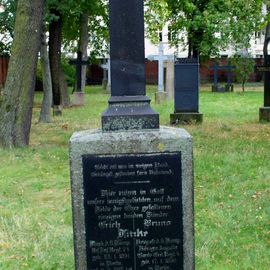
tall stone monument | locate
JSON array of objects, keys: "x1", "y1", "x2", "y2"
[{"x1": 69, "y1": 1, "x2": 194, "y2": 269}]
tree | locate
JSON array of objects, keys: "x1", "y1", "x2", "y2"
[
  {"x1": 0, "y1": 0, "x2": 44, "y2": 148},
  {"x1": 146, "y1": 0, "x2": 264, "y2": 58},
  {"x1": 230, "y1": 53, "x2": 254, "y2": 92},
  {"x1": 48, "y1": 8, "x2": 65, "y2": 115}
]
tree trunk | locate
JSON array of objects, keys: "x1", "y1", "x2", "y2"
[
  {"x1": 0, "y1": 0, "x2": 44, "y2": 148},
  {"x1": 48, "y1": 9, "x2": 62, "y2": 115},
  {"x1": 39, "y1": 24, "x2": 52, "y2": 123},
  {"x1": 242, "y1": 80, "x2": 245, "y2": 92},
  {"x1": 79, "y1": 12, "x2": 89, "y2": 91}
]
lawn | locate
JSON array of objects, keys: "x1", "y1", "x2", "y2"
[{"x1": 0, "y1": 84, "x2": 269, "y2": 269}]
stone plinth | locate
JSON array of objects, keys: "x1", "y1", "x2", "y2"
[
  {"x1": 73, "y1": 92, "x2": 85, "y2": 106},
  {"x1": 69, "y1": 126, "x2": 194, "y2": 270},
  {"x1": 259, "y1": 107, "x2": 270, "y2": 122},
  {"x1": 170, "y1": 112, "x2": 203, "y2": 125},
  {"x1": 53, "y1": 105, "x2": 62, "y2": 116}
]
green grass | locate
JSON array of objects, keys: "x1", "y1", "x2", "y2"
[{"x1": 0, "y1": 84, "x2": 269, "y2": 269}]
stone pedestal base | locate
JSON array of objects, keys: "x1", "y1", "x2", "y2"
[
  {"x1": 170, "y1": 112, "x2": 203, "y2": 124},
  {"x1": 259, "y1": 107, "x2": 270, "y2": 122},
  {"x1": 53, "y1": 105, "x2": 62, "y2": 116},
  {"x1": 102, "y1": 96, "x2": 159, "y2": 131},
  {"x1": 73, "y1": 92, "x2": 85, "y2": 106},
  {"x1": 212, "y1": 84, "x2": 233, "y2": 92},
  {"x1": 69, "y1": 127, "x2": 194, "y2": 270},
  {"x1": 155, "y1": 91, "x2": 167, "y2": 103}
]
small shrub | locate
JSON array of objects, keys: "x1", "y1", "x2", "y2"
[{"x1": 230, "y1": 54, "x2": 254, "y2": 92}]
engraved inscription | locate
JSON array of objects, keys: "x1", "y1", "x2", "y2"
[{"x1": 83, "y1": 152, "x2": 183, "y2": 270}]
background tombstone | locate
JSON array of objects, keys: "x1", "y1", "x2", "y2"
[
  {"x1": 147, "y1": 52, "x2": 174, "y2": 103},
  {"x1": 69, "y1": 0, "x2": 194, "y2": 269},
  {"x1": 69, "y1": 51, "x2": 88, "y2": 106},
  {"x1": 170, "y1": 58, "x2": 203, "y2": 124}
]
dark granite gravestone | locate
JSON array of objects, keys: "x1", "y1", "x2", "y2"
[
  {"x1": 101, "y1": 0, "x2": 159, "y2": 131},
  {"x1": 211, "y1": 63, "x2": 235, "y2": 92},
  {"x1": 82, "y1": 152, "x2": 183, "y2": 269},
  {"x1": 69, "y1": 1, "x2": 194, "y2": 270},
  {"x1": 258, "y1": 28, "x2": 270, "y2": 121},
  {"x1": 170, "y1": 58, "x2": 203, "y2": 124},
  {"x1": 69, "y1": 51, "x2": 89, "y2": 105}
]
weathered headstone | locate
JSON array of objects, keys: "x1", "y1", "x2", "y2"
[
  {"x1": 259, "y1": 23, "x2": 270, "y2": 122},
  {"x1": 211, "y1": 63, "x2": 235, "y2": 92},
  {"x1": 69, "y1": 51, "x2": 88, "y2": 106},
  {"x1": 170, "y1": 58, "x2": 203, "y2": 124},
  {"x1": 69, "y1": 1, "x2": 194, "y2": 270}
]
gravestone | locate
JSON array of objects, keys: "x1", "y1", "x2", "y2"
[
  {"x1": 69, "y1": 1, "x2": 194, "y2": 269},
  {"x1": 170, "y1": 58, "x2": 203, "y2": 124},
  {"x1": 69, "y1": 51, "x2": 89, "y2": 106},
  {"x1": 147, "y1": 52, "x2": 174, "y2": 104},
  {"x1": 258, "y1": 25, "x2": 270, "y2": 122},
  {"x1": 211, "y1": 63, "x2": 235, "y2": 92}
]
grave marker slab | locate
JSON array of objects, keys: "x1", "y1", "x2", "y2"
[
  {"x1": 170, "y1": 58, "x2": 203, "y2": 124},
  {"x1": 69, "y1": 1, "x2": 194, "y2": 270},
  {"x1": 70, "y1": 128, "x2": 194, "y2": 270}
]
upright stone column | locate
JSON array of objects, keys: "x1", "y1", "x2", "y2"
[
  {"x1": 155, "y1": 42, "x2": 167, "y2": 104},
  {"x1": 69, "y1": 1, "x2": 194, "y2": 269},
  {"x1": 166, "y1": 59, "x2": 175, "y2": 100}
]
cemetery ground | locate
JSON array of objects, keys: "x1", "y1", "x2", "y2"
[{"x1": 0, "y1": 84, "x2": 269, "y2": 270}]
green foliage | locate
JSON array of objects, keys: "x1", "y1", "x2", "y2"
[
  {"x1": 230, "y1": 54, "x2": 255, "y2": 91},
  {"x1": 50, "y1": 0, "x2": 109, "y2": 58},
  {"x1": 145, "y1": 0, "x2": 169, "y2": 44},
  {"x1": 0, "y1": 0, "x2": 109, "y2": 57},
  {"x1": 0, "y1": 0, "x2": 17, "y2": 54},
  {"x1": 61, "y1": 57, "x2": 75, "y2": 87},
  {"x1": 146, "y1": 0, "x2": 265, "y2": 57}
]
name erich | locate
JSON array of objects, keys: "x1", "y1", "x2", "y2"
[{"x1": 118, "y1": 228, "x2": 148, "y2": 238}]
